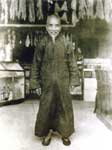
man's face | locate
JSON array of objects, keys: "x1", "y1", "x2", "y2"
[{"x1": 46, "y1": 16, "x2": 61, "y2": 38}]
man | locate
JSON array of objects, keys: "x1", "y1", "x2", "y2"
[{"x1": 30, "y1": 14, "x2": 79, "y2": 146}]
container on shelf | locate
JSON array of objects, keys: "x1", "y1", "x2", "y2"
[{"x1": 0, "y1": 62, "x2": 25, "y2": 106}]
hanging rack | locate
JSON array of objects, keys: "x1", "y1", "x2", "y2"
[{"x1": 0, "y1": 24, "x2": 74, "y2": 28}]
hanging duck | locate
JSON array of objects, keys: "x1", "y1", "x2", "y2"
[
  {"x1": 18, "y1": 0, "x2": 26, "y2": 21},
  {"x1": 95, "y1": 0, "x2": 104, "y2": 20},
  {"x1": 72, "y1": 11, "x2": 79, "y2": 25},
  {"x1": 103, "y1": 0, "x2": 112, "y2": 22},
  {"x1": 54, "y1": 1, "x2": 61, "y2": 15},
  {"x1": 34, "y1": 35, "x2": 37, "y2": 47},
  {"x1": 30, "y1": 32, "x2": 33, "y2": 47},
  {"x1": 71, "y1": 0, "x2": 78, "y2": 25},
  {"x1": 71, "y1": 0, "x2": 77, "y2": 10},
  {"x1": 28, "y1": 0, "x2": 35, "y2": 22},
  {"x1": 61, "y1": 0, "x2": 68, "y2": 11},
  {"x1": 48, "y1": 0, "x2": 53, "y2": 4},
  {"x1": 86, "y1": 0, "x2": 94, "y2": 19},
  {"x1": 36, "y1": 0, "x2": 43, "y2": 20},
  {"x1": 61, "y1": 11, "x2": 69, "y2": 23},
  {"x1": 25, "y1": 34, "x2": 30, "y2": 47},
  {"x1": 78, "y1": 0, "x2": 87, "y2": 19},
  {"x1": 12, "y1": 30, "x2": 16, "y2": 49}
]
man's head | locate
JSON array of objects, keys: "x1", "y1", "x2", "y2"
[{"x1": 46, "y1": 15, "x2": 61, "y2": 39}]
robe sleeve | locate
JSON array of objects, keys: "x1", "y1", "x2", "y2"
[
  {"x1": 67, "y1": 43, "x2": 80, "y2": 87},
  {"x1": 30, "y1": 42, "x2": 43, "y2": 89}
]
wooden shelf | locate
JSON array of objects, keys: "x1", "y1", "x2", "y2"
[{"x1": 0, "y1": 24, "x2": 74, "y2": 28}]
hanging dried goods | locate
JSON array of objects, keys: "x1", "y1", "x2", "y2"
[
  {"x1": 10, "y1": 0, "x2": 18, "y2": 21},
  {"x1": 61, "y1": 0, "x2": 68, "y2": 11},
  {"x1": 71, "y1": 0, "x2": 77, "y2": 10},
  {"x1": 78, "y1": 0, "x2": 87, "y2": 19},
  {"x1": 28, "y1": 0, "x2": 35, "y2": 22},
  {"x1": 61, "y1": 12, "x2": 69, "y2": 23},
  {"x1": 25, "y1": 34, "x2": 30, "y2": 47},
  {"x1": 54, "y1": 1, "x2": 61, "y2": 14},
  {"x1": 103, "y1": 0, "x2": 112, "y2": 22},
  {"x1": 86, "y1": 0, "x2": 94, "y2": 18},
  {"x1": 72, "y1": 10, "x2": 79, "y2": 25},
  {"x1": 36, "y1": 0, "x2": 43, "y2": 20},
  {"x1": 18, "y1": 0, "x2": 26, "y2": 20},
  {"x1": 95, "y1": 0, "x2": 104, "y2": 19},
  {"x1": 0, "y1": 0, "x2": 112, "y2": 24}
]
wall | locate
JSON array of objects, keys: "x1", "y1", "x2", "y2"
[{"x1": 70, "y1": 18, "x2": 110, "y2": 58}]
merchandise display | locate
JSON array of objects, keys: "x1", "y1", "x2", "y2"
[{"x1": 0, "y1": 63, "x2": 25, "y2": 105}]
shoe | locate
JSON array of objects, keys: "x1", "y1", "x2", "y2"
[
  {"x1": 42, "y1": 136, "x2": 51, "y2": 146},
  {"x1": 62, "y1": 137, "x2": 71, "y2": 146}
]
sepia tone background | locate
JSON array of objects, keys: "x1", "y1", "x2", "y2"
[{"x1": 0, "y1": 0, "x2": 112, "y2": 150}]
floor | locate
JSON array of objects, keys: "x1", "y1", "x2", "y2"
[{"x1": 0, "y1": 99, "x2": 112, "y2": 150}]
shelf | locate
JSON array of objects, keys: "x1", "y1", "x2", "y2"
[{"x1": 0, "y1": 24, "x2": 74, "y2": 28}]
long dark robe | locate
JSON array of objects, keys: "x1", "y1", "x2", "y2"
[{"x1": 30, "y1": 34, "x2": 80, "y2": 137}]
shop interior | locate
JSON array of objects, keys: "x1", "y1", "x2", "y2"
[{"x1": 0, "y1": 0, "x2": 112, "y2": 150}]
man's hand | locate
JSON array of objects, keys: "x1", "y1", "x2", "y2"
[{"x1": 36, "y1": 88, "x2": 41, "y2": 96}]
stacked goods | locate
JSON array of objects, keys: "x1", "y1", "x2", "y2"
[{"x1": 95, "y1": 69, "x2": 112, "y2": 115}]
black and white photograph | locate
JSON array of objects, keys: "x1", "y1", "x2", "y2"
[{"x1": 0, "y1": 0, "x2": 112, "y2": 150}]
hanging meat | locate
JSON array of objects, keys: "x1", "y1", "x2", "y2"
[
  {"x1": 0, "y1": 1, "x2": 2, "y2": 22},
  {"x1": 12, "y1": 30, "x2": 16, "y2": 49},
  {"x1": 103, "y1": 0, "x2": 112, "y2": 22},
  {"x1": 0, "y1": 0, "x2": 6, "y2": 23},
  {"x1": 48, "y1": 0, "x2": 53, "y2": 4},
  {"x1": 61, "y1": 0, "x2": 68, "y2": 11},
  {"x1": 71, "y1": 0, "x2": 78, "y2": 25},
  {"x1": 85, "y1": 0, "x2": 94, "y2": 18},
  {"x1": 71, "y1": 0, "x2": 77, "y2": 10},
  {"x1": 28, "y1": 0, "x2": 35, "y2": 22},
  {"x1": 72, "y1": 10, "x2": 79, "y2": 26},
  {"x1": 36, "y1": 0, "x2": 43, "y2": 20},
  {"x1": 78, "y1": 0, "x2": 87, "y2": 19},
  {"x1": 4, "y1": 0, "x2": 8, "y2": 23},
  {"x1": 10, "y1": 0, "x2": 18, "y2": 21},
  {"x1": 30, "y1": 32, "x2": 33, "y2": 46},
  {"x1": 18, "y1": 0, "x2": 26, "y2": 21},
  {"x1": 25, "y1": 34, "x2": 30, "y2": 47},
  {"x1": 95, "y1": 0, "x2": 104, "y2": 19},
  {"x1": 61, "y1": 12, "x2": 69, "y2": 23},
  {"x1": 54, "y1": 1, "x2": 61, "y2": 15},
  {"x1": 34, "y1": 34, "x2": 37, "y2": 47}
]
